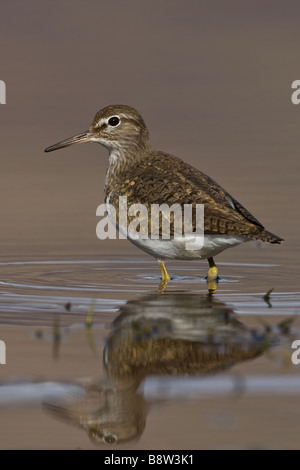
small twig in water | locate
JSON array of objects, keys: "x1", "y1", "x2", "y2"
[{"x1": 263, "y1": 288, "x2": 274, "y2": 308}]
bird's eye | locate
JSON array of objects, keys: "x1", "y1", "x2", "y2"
[
  {"x1": 108, "y1": 116, "x2": 120, "y2": 127},
  {"x1": 103, "y1": 433, "x2": 117, "y2": 444}
]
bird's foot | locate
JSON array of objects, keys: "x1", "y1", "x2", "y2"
[
  {"x1": 206, "y1": 266, "x2": 219, "y2": 294},
  {"x1": 206, "y1": 266, "x2": 219, "y2": 280}
]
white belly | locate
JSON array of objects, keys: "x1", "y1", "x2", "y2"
[
  {"x1": 126, "y1": 233, "x2": 249, "y2": 260},
  {"x1": 104, "y1": 194, "x2": 249, "y2": 260}
]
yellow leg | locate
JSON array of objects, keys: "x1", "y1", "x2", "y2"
[
  {"x1": 157, "y1": 259, "x2": 171, "y2": 291},
  {"x1": 206, "y1": 257, "x2": 219, "y2": 293},
  {"x1": 207, "y1": 257, "x2": 218, "y2": 280}
]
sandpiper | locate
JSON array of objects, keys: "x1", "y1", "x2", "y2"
[{"x1": 45, "y1": 105, "x2": 283, "y2": 290}]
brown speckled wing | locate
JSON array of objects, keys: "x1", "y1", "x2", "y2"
[{"x1": 106, "y1": 152, "x2": 282, "y2": 243}]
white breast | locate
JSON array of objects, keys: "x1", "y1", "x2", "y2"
[
  {"x1": 104, "y1": 193, "x2": 249, "y2": 260},
  {"x1": 126, "y1": 233, "x2": 249, "y2": 260}
]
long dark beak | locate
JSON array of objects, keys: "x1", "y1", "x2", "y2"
[{"x1": 44, "y1": 131, "x2": 91, "y2": 153}]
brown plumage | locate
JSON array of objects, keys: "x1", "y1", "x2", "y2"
[
  {"x1": 45, "y1": 104, "x2": 283, "y2": 288},
  {"x1": 106, "y1": 150, "x2": 282, "y2": 243}
]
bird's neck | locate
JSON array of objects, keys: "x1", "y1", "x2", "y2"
[{"x1": 104, "y1": 142, "x2": 151, "y2": 196}]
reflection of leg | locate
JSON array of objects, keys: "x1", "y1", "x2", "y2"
[
  {"x1": 206, "y1": 257, "x2": 219, "y2": 293},
  {"x1": 157, "y1": 259, "x2": 171, "y2": 291}
]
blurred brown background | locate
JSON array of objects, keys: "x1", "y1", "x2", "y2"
[{"x1": 0, "y1": 0, "x2": 299, "y2": 260}]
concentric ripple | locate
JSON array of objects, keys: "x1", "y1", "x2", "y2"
[{"x1": 0, "y1": 257, "x2": 299, "y2": 325}]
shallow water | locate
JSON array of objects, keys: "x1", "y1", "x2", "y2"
[{"x1": 0, "y1": 254, "x2": 300, "y2": 449}]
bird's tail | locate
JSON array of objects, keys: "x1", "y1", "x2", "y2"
[{"x1": 254, "y1": 229, "x2": 284, "y2": 244}]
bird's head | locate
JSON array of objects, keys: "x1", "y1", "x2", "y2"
[{"x1": 44, "y1": 105, "x2": 150, "y2": 155}]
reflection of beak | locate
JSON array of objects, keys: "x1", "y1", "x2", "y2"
[{"x1": 44, "y1": 131, "x2": 91, "y2": 153}]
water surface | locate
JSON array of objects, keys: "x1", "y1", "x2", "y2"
[{"x1": 0, "y1": 255, "x2": 299, "y2": 449}]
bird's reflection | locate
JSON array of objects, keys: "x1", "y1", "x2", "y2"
[{"x1": 43, "y1": 292, "x2": 276, "y2": 445}]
